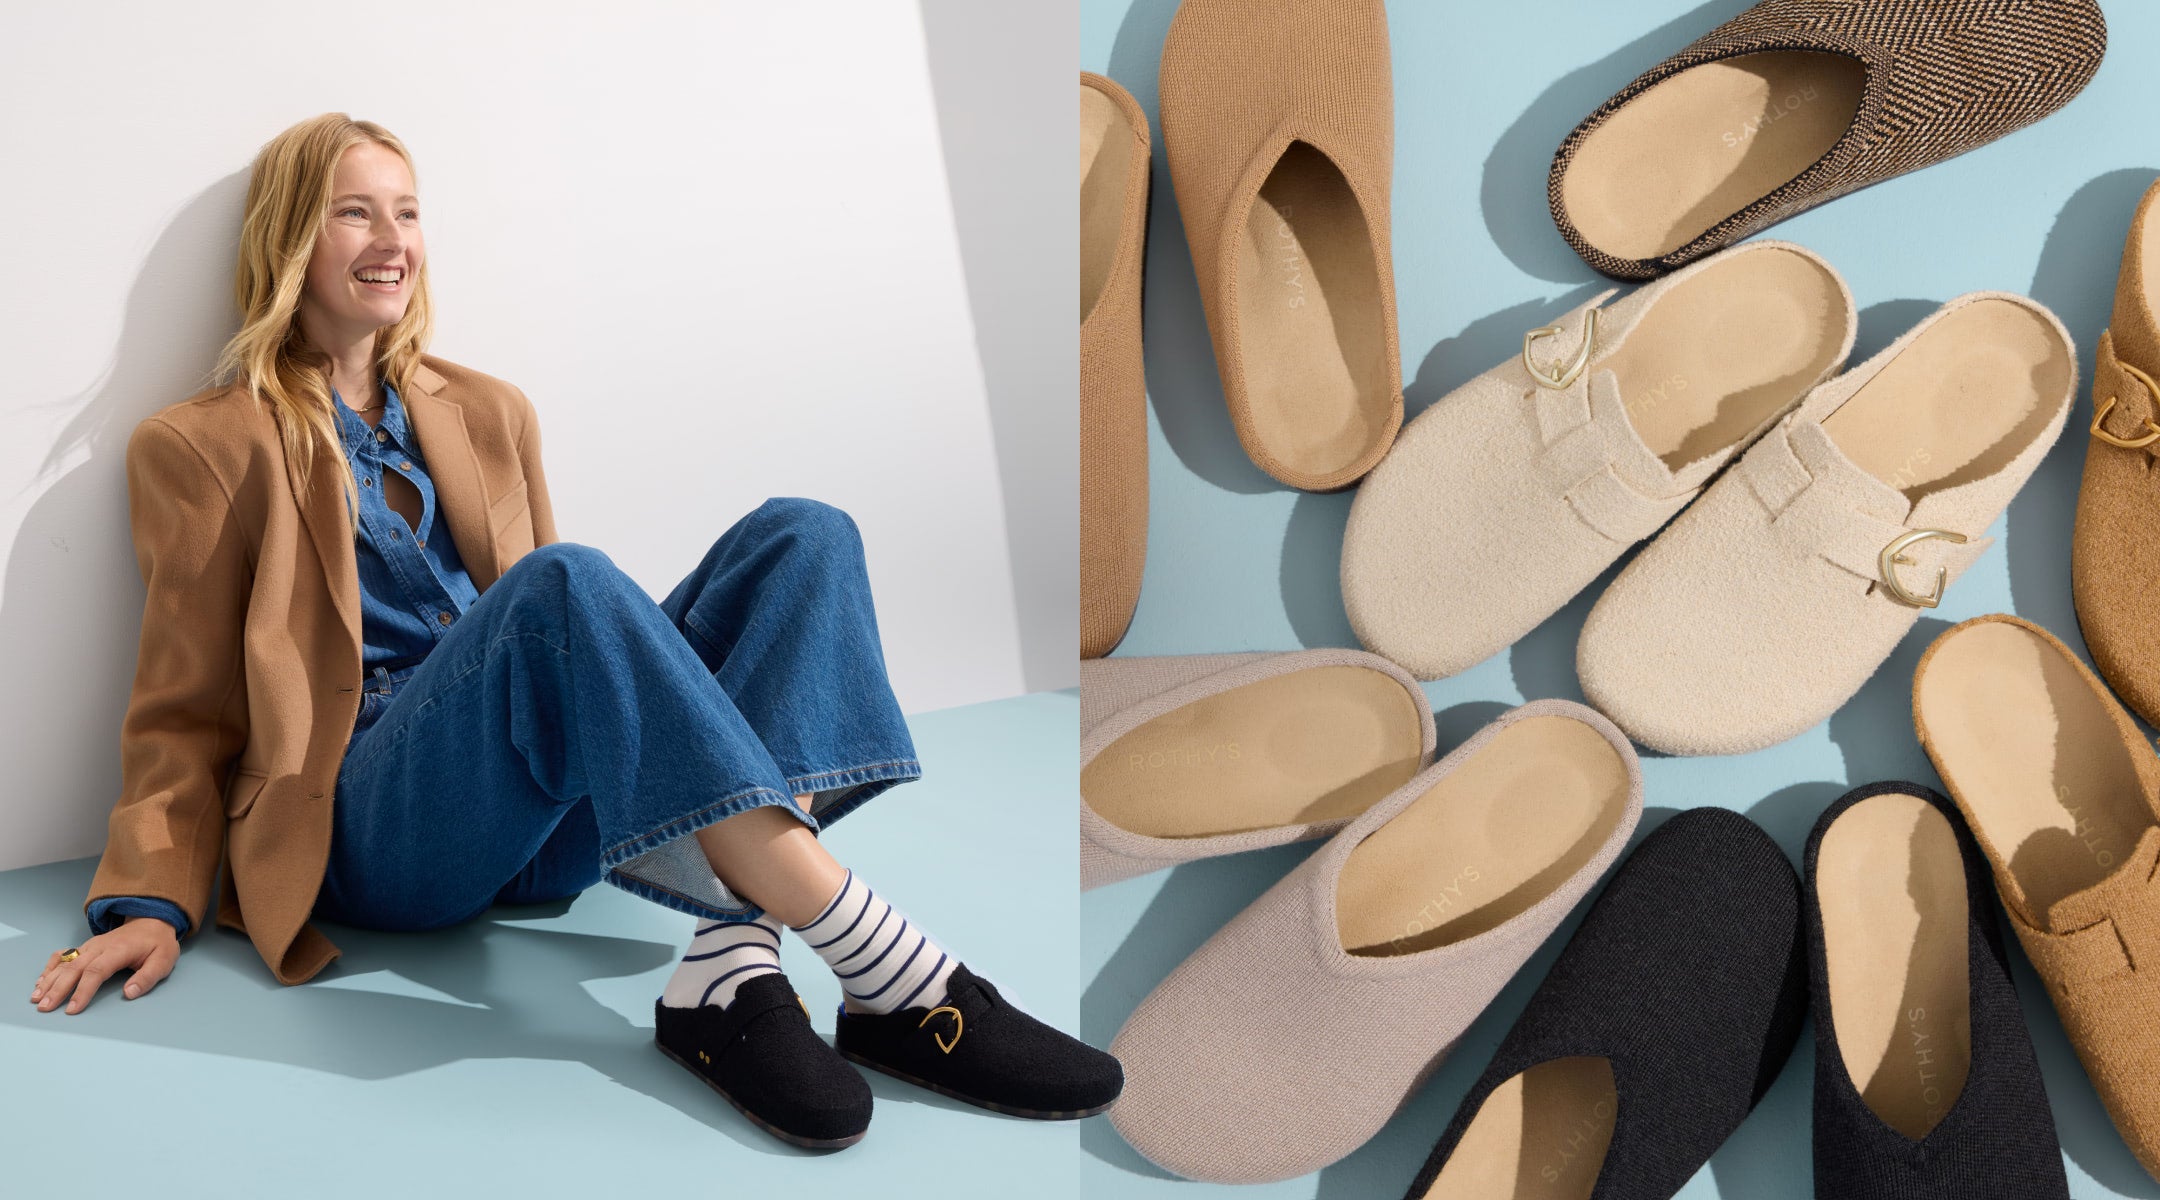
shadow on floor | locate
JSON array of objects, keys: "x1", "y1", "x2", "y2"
[{"x1": 0, "y1": 856, "x2": 1003, "y2": 1157}]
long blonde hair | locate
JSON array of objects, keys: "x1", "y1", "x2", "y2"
[{"x1": 211, "y1": 113, "x2": 435, "y2": 521}]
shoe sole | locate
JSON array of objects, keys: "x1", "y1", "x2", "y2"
[
  {"x1": 655, "y1": 1040, "x2": 868, "y2": 1150},
  {"x1": 841, "y1": 1049, "x2": 1116, "y2": 1120}
]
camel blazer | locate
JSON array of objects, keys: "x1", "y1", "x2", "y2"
[{"x1": 84, "y1": 355, "x2": 558, "y2": 986}]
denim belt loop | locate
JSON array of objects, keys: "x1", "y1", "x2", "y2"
[{"x1": 369, "y1": 665, "x2": 394, "y2": 696}]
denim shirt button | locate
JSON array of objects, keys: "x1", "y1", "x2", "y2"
[{"x1": 437, "y1": 612, "x2": 453, "y2": 626}]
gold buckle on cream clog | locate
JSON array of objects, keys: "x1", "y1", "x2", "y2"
[
  {"x1": 1522, "y1": 309, "x2": 1599, "y2": 390},
  {"x1": 1878, "y1": 529, "x2": 1969, "y2": 609}
]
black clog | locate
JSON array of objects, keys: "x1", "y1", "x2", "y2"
[
  {"x1": 1806, "y1": 781, "x2": 2069, "y2": 1198},
  {"x1": 654, "y1": 972, "x2": 873, "y2": 1149},
  {"x1": 834, "y1": 962, "x2": 1124, "y2": 1119},
  {"x1": 1401, "y1": 807, "x2": 1809, "y2": 1199}
]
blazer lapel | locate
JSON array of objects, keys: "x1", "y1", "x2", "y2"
[
  {"x1": 401, "y1": 365, "x2": 501, "y2": 591},
  {"x1": 288, "y1": 410, "x2": 363, "y2": 669},
  {"x1": 286, "y1": 360, "x2": 501, "y2": 686}
]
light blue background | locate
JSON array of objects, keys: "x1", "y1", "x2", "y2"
[
  {"x1": 0, "y1": 693, "x2": 1078, "y2": 1199},
  {"x1": 1083, "y1": 1, "x2": 2160, "y2": 1197}
]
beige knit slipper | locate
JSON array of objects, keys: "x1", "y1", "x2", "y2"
[
  {"x1": 1912, "y1": 614, "x2": 2160, "y2": 1183},
  {"x1": 1081, "y1": 72, "x2": 1152, "y2": 660},
  {"x1": 1079, "y1": 650, "x2": 1434, "y2": 891},
  {"x1": 1580, "y1": 291, "x2": 2075, "y2": 756},
  {"x1": 2073, "y1": 175, "x2": 2160, "y2": 726},
  {"x1": 1158, "y1": 0, "x2": 1400, "y2": 492},
  {"x1": 1341, "y1": 239, "x2": 1853, "y2": 681},
  {"x1": 1105, "y1": 699, "x2": 1642, "y2": 1183}
]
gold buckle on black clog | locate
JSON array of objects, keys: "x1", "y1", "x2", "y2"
[{"x1": 918, "y1": 1005, "x2": 963, "y2": 1054}]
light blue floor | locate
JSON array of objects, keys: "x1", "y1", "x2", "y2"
[
  {"x1": 1082, "y1": 1, "x2": 2160, "y2": 1197},
  {"x1": 0, "y1": 691, "x2": 1079, "y2": 1200}
]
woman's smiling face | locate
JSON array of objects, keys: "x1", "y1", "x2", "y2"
[{"x1": 300, "y1": 140, "x2": 424, "y2": 341}]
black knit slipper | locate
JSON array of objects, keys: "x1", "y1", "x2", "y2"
[
  {"x1": 834, "y1": 963, "x2": 1124, "y2": 1119},
  {"x1": 1400, "y1": 807, "x2": 1809, "y2": 1199},
  {"x1": 653, "y1": 973, "x2": 873, "y2": 1149},
  {"x1": 1806, "y1": 781, "x2": 2070, "y2": 1199}
]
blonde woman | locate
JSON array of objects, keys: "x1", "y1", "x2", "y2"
[{"x1": 25, "y1": 113, "x2": 1119, "y2": 1148}]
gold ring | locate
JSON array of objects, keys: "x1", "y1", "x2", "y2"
[{"x1": 57, "y1": 948, "x2": 80, "y2": 963}]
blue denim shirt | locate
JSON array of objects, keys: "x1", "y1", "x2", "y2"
[{"x1": 91, "y1": 379, "x2": 482, "y2": 940}]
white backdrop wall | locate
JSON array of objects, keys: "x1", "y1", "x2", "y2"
[{"x1": 0, "y1": 1, "x2": 1073, "y2": 873}]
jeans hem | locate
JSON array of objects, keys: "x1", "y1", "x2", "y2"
[
  {"x1": 600, "y1": 784, "x2": 813, "y2": 923},
  {"x1": 794, "y1": 758, "x2": 922, "y2": 828}
]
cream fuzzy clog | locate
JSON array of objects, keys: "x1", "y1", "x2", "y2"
[
  {"x1": 1580, "y1": 292, "x2": 2075, "y2": 756},
  {"x1": 1342, "y1": 239, "x2": 1854, "y2": 680}
]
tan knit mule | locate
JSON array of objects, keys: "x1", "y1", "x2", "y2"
[
  {"x1": 1157, "y1": 0, "x2": 1401, "y2": 492},
  {"x1": 1913, "y1": 614, "x2": 2160, "y2": 1184},
  {"x1": 1550, "y1": 0, "x2": 2107, "y2": 279},
  {"x1": 1581, "y1": 290, "x2": 2076, "y2": 756},
  {"x1": 2073, "y1": 175, "x2": 2160, "y2": 727},
  {"x1": 1081, "y1": 72, "x2": 1152, "y2": 660},
  {"x1": 1106, "y1": 699, "x2": 1642, "y2": 1183},
  {"x1": 1078, "y1": 649, "x2": 1433, "y2": 891}
]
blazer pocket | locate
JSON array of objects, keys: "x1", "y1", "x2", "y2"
[{"x1": 224, "y1": 768, "x2": 269, "y2": 820}]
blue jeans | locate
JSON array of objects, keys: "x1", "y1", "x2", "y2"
[{"x1": 311, "y1": 498, "x2": 920, "y2": 932}]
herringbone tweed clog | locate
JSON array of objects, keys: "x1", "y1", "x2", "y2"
[{"x1": 1550, "y1": 0, "x2": 2107, "y2": 279}]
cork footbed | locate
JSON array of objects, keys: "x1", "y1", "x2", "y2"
[
  {"x1": 1335, "y1": 716, "x2": 1630, "y2": 956},
  {"x1": 1916, "y1": 621, "x2": 2156, "y2": 916},
  {"x1": 1818, "y1": 792, "x2": 1971, "y2": 1140},
  {"x1": 1082, "y1": 666, "x2": 1425, "y2": 840},
  {"x1": 1418, "y1": 1057, "x2": 1619, "y2": 1200},
  {"x1": 1563, "y1": 52, "x2": 1865, "y2": 261},
  {"x1": 1236, "y1": 141, "x2": 1391, "y2": 479},
  {"x1": 1822, "y1": 299, "x2": 2072, "y2": 503},
  {"x1": 1598, "y1": 245, "x2": 1848, "y2": 471},
  {"x1": 1082, "y1": 84, "x2": 1139, "y2": 323}
]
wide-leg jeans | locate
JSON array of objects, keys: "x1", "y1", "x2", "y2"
[{"x1": 311, "y1": 497, "x2": 920, "y2": 932}]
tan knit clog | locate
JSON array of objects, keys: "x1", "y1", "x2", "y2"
[
  {"x1": 1158, "y1": 0, "x2": 1401, "y2": 492},
  {"x1": 1341, "y1": 239, "x2": 1853, "y2": 681},
  {"x1": 1105, "y1": 700, "x2": 1643, "y2": 1183},
  {"x1": 1081, "y1": 72, "x2": 1153, "y2": 660},
  {"x1": 1913, "y1": 614, "x2": 2160, "y2": 1183},
  {"x1": 2074, "y1": 175, "x2": 2160, "y2": 727},
  {"x1": 1581, "y1": 291, "x2": 2076, "y2": 756},
  {"x1": 1079, "y1": 649, "x2": 1434, "y2": 891}
]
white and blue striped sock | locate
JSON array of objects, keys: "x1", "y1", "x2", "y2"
[
  {"x1": 660, "y1": 912, "x2": 784, "y2": 1009},
  {"x1": 790, "y1": 869, "x2": 957, "y2": 1015}
]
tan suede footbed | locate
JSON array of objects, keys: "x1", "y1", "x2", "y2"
[
  {"x1": 1238, "y1": 142, "x2": 1391, "y2": 482},
  {"x1": 1599, "y1": 244, "x2": 1847, "y2": 470},
  {"x1": 1822, "y1": 298, "x2": 2073, "y2": 503},
  {"x1": 1819, "y1": 792, "x2": 1971, "y2": 1141},
  {"x1": 1915, "y1": 620, "x2": 2156, "y2": 916},
  {"x1": 1080, "y1": 665, "x2": 1425, "y2": 841},
  {"x1": 1081, "y1": 85, "x2": 1136, "y2": 321},
  {"x1": 1419, "y1": 1057, "x2": 1619, "y2": 1200},
  {"x1": 1563, "y1": 51, "x2": 1865, "y2": 261},
  {"x1": 1335, "y1": 716, "x2": 1632, "y2": 957}
]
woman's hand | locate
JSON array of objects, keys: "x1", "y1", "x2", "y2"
[{"x1": 28, "y1": 916, "x2": 179, "y2": 1014}]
